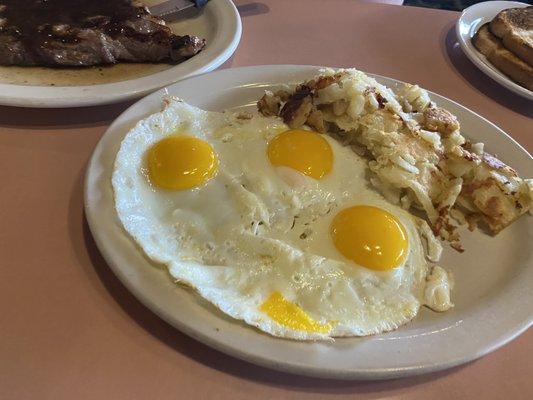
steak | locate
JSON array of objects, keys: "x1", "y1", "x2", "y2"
[{"x1": 0, "y1": 0, "x2": 206, "y2": 67}]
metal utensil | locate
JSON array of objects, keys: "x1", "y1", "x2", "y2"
[{"x1": 149, "y1": 0, "x2": 209, "y2": 17}]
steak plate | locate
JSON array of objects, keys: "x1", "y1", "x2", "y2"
[{"x1": 0, "y1": 0, "x2": 206, "y2": 67}]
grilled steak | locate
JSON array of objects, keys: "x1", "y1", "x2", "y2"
[{"x1": 0, "y1": 0, "x2": 206, "y2": 67}]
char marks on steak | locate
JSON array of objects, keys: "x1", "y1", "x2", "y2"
[{"x1": 0, "y1": 0, "x2": 206, "y2": 67}]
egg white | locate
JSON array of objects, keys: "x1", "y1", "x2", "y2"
[{"x1": 112, "y1": 97, "x2": 442, "y2": 340}]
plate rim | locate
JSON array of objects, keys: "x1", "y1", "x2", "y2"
[
  {"x1": 84, "y1": 65, "x2": 533, "y2": 380},
  {"x1": 0, "y1": 0, "x2": 242, "y2": 108},
  {"x1": 455, "y1": 1, "x2": 533, "y2": 101}
]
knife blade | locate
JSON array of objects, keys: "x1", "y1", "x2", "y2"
[{"x1": 149, "y1": 0, "x2": 209, "y2": 17}]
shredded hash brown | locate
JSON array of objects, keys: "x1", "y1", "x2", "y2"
[{"x1": 258, "y1": 69, "x2": 532, "y2": 250}]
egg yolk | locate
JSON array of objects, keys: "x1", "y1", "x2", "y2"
[
  {"x1": 267, "y1": 129, "x2": 333, "y2": 179},
  {"x1": 147, "y1": 135, "x2": 218, "y2": 190},
  {"x1": 330, "y1": 205, "x2": 408, "y2": 271},
  {"x1": 260, "y1": 292, "x2": 332, "y2": 333}
]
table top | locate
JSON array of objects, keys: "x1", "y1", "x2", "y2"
[{"x1": 1, "y1": 1, "x2": 531, "y2": 399}]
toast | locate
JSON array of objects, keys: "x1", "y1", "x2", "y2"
[
  {"x1": 489, "y1": 6, "x2": 533, "y2": 66},
  {"x1": 472, "y1": 23, "x2": 533, "y2": 91}
]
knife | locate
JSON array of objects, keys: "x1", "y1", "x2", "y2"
[{"x1": 149, "y1": 0, "x2": 209, "y2": 17}]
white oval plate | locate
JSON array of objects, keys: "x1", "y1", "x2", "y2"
[
  {"x1": 456, "y1": 1, "x2": 532, "y2": 100},
  {"x1": 84, "y1": 65, "x2": 533, "y2": 380},
  {"x1": 0, "y1": 0, "x2": 241, "y2": 108}
]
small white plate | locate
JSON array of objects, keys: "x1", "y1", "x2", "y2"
[
  {"x1": 0, "y1": 0, "x2": 241, "y2": 108},
  {"x1": 85, "y1": 65, "x2": 533, "y2": 380},
  {"x1": 456, "y1": 1, "x2": 532, "y2": 100}
]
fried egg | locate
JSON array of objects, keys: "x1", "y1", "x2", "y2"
[{"x1": 112, "y1": 97, "x2": 451, "y2": 340}]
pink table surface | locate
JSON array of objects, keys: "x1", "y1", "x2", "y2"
[{"x1": 0, "y1": 1, "x2": 531, "y2": 399}]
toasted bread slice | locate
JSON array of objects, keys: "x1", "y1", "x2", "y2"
[
  {"x1": 489, "y1": 6, "x2": 533, "y2": 66},
  {"x1": 472, "y1": 23, "x2": 533, "y2": 91}
]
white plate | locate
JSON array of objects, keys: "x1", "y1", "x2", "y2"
[
  {"x1": 84, "y1": 65, "x2": 533, "y2": 380},
  {"x1": 0, "y1": 0, "x2": 241, "y2": 108},
  {"x1": 456, "y1": 1, "x2": 532, "y2": 100}
]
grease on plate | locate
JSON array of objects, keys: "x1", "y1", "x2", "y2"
[{"x1": 0, "y1": 63, "x2": 173, "y2": 86}]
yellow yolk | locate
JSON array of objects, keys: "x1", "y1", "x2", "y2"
[
  {"x1": 267, "y1": 129, "x2": 333, "y2": 179},
  {"x1": 330, "y1": 205, "x2": 408, "y2": 271},
  {"x1": 147, "y1": 135, "x2": 218, "y2": 190},
  {"x1": 260, "y1": 292, "x2": 332, "y2": 333}
]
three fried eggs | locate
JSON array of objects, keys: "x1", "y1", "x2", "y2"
[{"x1": 112, "y1": 98, "x2": 452, "y2": 340}]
